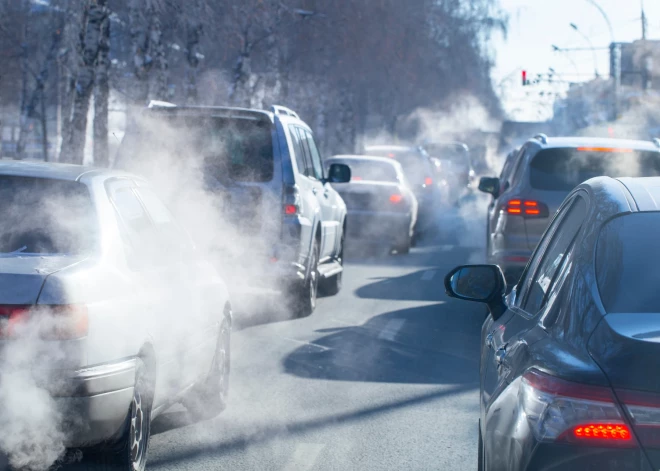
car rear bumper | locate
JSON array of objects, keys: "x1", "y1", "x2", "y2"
[
  {"x1": 44, "y1": 358, "x2": 137, "y2": 447},
  {"x1": 346, "y1": 211, "x2": 412, "y2": 243},
  {"x1": 524, "y1": 442, "x2": 652, "y2": 471}
]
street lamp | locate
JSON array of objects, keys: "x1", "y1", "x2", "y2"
[{"x1": 570, "y1": 23, "x2": 599, "y2": 77}]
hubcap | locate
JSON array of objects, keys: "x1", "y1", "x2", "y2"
[{"x1": 129, "y1": 388, "x2": 148, "y2": 469}]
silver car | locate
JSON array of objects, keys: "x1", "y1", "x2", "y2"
[
  {"x1": 325, "y1": 155, "x2": 418, "y2": 253},
  {"x1": 479, "y1": 135, "x2": 660, "y2": 284},
  {"x1": 0, "y1": 161, "x2": 231, "y2": 470}
]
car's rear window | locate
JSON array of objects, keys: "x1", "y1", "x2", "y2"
[
  {"x1": 119, "y1": 115, "x2": 274, "y2": 183},
  {"x1": 596, "y1": 212, "x2": 660, "y2": 313},
  {"x1": 0, "y1": 176, "x2": 97, "y2": 254},
  {"x1": 332, "y1": 160, "x2": 398, "y2": 182},
  {"x1": 364, "y1": 150, "x2": 428, "y2": 184},
  {"x1": 530, "y1": 148, "x2": 660, "y2": 191},
  {"x1": 424, "y1": 144, "x2": 470, "y2": 166}
]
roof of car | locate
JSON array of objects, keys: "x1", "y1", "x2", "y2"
[
  {"x1": 536, "y1": 136, "x2": 660, "y2": 152},
  {"x1": 145, "y1": 101, "x2": 282, "y2": 123},
  {"x1": 364, "y1": 145, "x2": 416, "y2": 153},
  {"x1": 327, "y1": 155, "x2": 401, "y2": 166},
  {"x1": 616, "y1": 177, "x2": 660, "y2": 211},
  {"x1": 0, "y1": 160, "x2": 133, "y2": 182}
]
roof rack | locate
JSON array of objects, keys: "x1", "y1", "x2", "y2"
[
  {"x1": 148, "y1": 100, "x2": 177, "y2": 108},
  {"x1": 653, "y1": 138, "x2": 660, "y2": 148},
  {"x1": 271, "y1": 105, "x2": 300, "y2": 119},
  {"x1": 533, "y1": 133, "x2": 548, "y2": 144}
]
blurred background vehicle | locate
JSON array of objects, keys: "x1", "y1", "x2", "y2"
[
  {"x1": 362, "y1": 145, "x2": 439, "y2": 240},
  {"x1": 325, "y1": 155, "x2": 418, "y2": 254},
  {"x1": 423, "y1": 141, "x2": 476, "y2": 204},
  {"x1": 447, "y1": 175, "x2": 660, "y2": 471},
  {"x1": 478, "y1": 134, "x2": 660, "y2": 286},
  {"x1": 0, "y1": 161, "x2": 231, "y2": 471},
  {"x1": 116, "y1": 102, "x2": 351, "y2": 317}
]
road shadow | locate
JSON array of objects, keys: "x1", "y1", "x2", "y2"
[{"x1": 283, "y1": 301, "x2": 484, "y2": 385}]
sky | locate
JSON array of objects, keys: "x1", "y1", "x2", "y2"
[{"x1": 491, "y1": 0, "x2": 660, "y2": 121}]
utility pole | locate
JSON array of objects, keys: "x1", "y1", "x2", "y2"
[
  {"x1": 641, "y1": 0, "x2": 647, "y2": 40},
  {"x1": 610, "y1": 43, "x2": 621, "y2": 120}
]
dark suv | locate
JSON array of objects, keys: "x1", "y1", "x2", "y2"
[
  {"x1": 116, "y1": 102, "x2": 351, "y2": 316},
  {"x1": 479, "y1": 134, "x2": 660, "y2": 284}
]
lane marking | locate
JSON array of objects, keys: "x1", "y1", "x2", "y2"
[
  {"x1": 378, "y1": 319, "x2": 406, "y2": 341},
  {"x1": 282, "y1": 443, "x2": 326, "y2": 471},
  {"x1": 280, "y1": 337, "x2": 331, "y2": 352},
  {"x1": 421, "y1": 270, "x2": 436, "y2": 281}
]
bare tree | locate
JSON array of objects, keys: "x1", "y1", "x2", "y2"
[
  {"x1": 60, "y1": 0, "x2": 109, "y2": 164},
  {"x1": 93, "y1": 0, "x2": 110, "y2": 166}
]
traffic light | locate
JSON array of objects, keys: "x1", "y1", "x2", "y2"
[{"x1": 522, "y1": 70, "x2": 528, "y2": 86}]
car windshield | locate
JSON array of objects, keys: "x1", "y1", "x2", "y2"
[
  {"x1": 120, "y1": 115, "x2": 274, "y2": 183},
  {"x1": 333, "y1": 160, "x2": 398, "y2": 182},
  {"x1": 530, "y1": 148, "x2": 660, "y2": 191},
  {"x1": 0, "y1": 176, "x2": 97, "y2": 255},
  {"x1": 596, "y1": 212, "x2": 660, "y2": 313},
  {"x1": 424, "y1": 144, "x2": 470, "y2": 167}
]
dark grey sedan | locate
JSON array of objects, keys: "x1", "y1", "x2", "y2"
[{"x1": 447, "y1": 175, "x2": 660, "y2": 470}]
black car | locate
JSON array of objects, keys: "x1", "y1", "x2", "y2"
[{"x1": 446, "y1": 175, "x2": 660, "y2": 470}]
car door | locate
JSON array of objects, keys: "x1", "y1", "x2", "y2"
[
  {"x1": 107, "y1": 180, "x2": 196, "y2": 399},
  {"x1": 303, "y1": 129, "x2": 342, "y2": 258},
  {"x1": 482, "y1": 193, "x2": 589, "y2": 432},
  {"x1": 133, "y1": 185, "x2": 216, "y2": 385},
  {"x1": 487, "y1": 147, "x2": 524, "y2": 253}
]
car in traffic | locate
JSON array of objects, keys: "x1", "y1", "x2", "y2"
[
  {"x1": 363, "y1": 145, "x2": 438, "y2": 238},
  {"x1": 0, "y1": 161, "x2": 231, "y2": 471},
  {"x1": 478, "y1": 135, "x2": 660, "y2": 285},
  {"x1": 423, "y1": 141, "x2": 476, "y2": 202},
  {"x1": 446, "y1": 175, "x2": 660, "y2": 470},
  {"x1": 324, "y1": 155, "x2": 418, "y2": 254},
  {"x1": 116, "y1": 102, "x2": 351, "y2": 316}
]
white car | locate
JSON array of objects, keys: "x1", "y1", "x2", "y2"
[{"x1": 0, "y1": 161, "x2": 231, "y2": 470}]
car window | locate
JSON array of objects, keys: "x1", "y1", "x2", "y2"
[
  {"x1": 288, "y1": 124, "x2": 308, "y2": 176},
  {"x1": 107, "y1": 181, "x2": 153, "y2": 255},
  {"x1": 510, "y1": 145, "x2": 531, "y2": 186},
  {"x1": 521, "y1": 196, "x2": 587, "y2": 315},
  {"x1": 596, "y1": 212, "x2": 660, "y2": 313},
  {"x1": 0, "y1": 176, "x2": 97, "y2": 255},
  {"x1": 135, "y1": 187, "x2": 193, "y2": 252},
  {"x1": 303, "y1": 130, "x2": 324, "y2": 180}
]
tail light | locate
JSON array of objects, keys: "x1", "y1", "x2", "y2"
[
  {"x1": 424, "y1": 177, "x2": 433, "y2": 186},
  {"x1": 351, "y1": 176, "x2": 363, "y2": 181},
  {"x1": 504, "y1": 199, "x2": 549, "y2": 218},
  {"x1": 389, "y1": 194, "x2": 404, "y2": 204},
  {"x1": 283, "y1": 184, "x2": 302, "y2": 216},
  {"x1": 618, "y1": 389, "x2": 660, "y2": 448},
  {"x1": 0, "y1": 305, "x2": 88, "y2": 340},
  {"x1": 520, "y1": 369, "x2": 635, "y2": 447}
]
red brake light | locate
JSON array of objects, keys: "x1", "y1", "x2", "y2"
[
  {"x1": 424, "y1": 177, "x2": 433, "y2": 186},
  {"x1": 573, "y1": 424, "x2": 632, "y2": 441},
  {"x1": 576, "y1": 147, "x2": 633, "y2": 153},
  {"x1": 0, "y1": 305, "x2": 88, "y2": 340},
  {"x1": 284, "y1": 204, "x2": 298, "y2": 215},
  {"x1": 351, "y1": 176, "x2": 363, "y2": 181},
  {"x1": 389, "y1": 194, "x2": 403, "y2": 204},
  {"x1": 504, "y1": 199, "x2": 548, "y2": 217}
]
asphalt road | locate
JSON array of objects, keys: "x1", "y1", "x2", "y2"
[{"x1": 144, "y1": 209, "x2": 488, "y2": 471}]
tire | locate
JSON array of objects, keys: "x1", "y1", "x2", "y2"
[
  {"x1": 290, "y1": 240, "x2": 319, "y2": 317},
  {"x1": 184, "y1": 317, "x2": 230, "y2": 421},
  {"x1": 85, "y1": 359, "x2": 153, "y2": 471},
  {"x1": 319, "y1": 236, "x2": 343, "y2": 296},
  {"x1": 393, "y1": 231, "x2": 412, "y2": 254}
]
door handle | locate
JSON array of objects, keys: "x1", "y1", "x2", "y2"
[
  {"x1": 495, "y1": 346, "x2": 507, "y2": 365},
  {"x1": 312, "y1": 187, "x2": 319, "y2": 195}
]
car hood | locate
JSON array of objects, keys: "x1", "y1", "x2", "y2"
[{"x1": 0, "y1": 255, "x2": 86, "y2": 304}]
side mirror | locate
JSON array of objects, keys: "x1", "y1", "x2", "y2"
[
  {"x1": 444, "y1": 264, "x2": 507, "y2": 319},
  {"x1": 478, "y1": 176, "x2": 500, "y2": 197},
  {"x1": 327, "y1": 163, "x2": 351, "y2": 183}
]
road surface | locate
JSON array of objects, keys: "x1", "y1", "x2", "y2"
[{"x1": 146, "y1": 217, "x2": 487, "y2": 471}]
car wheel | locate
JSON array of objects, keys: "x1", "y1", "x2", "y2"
[
  {"x1": 291, "y1": 240, "x2": 319, "y2": 317},
  {"x1": 319, "y1": 236, "x2": 343, "y2": 296},
  {"x1": 87, "y1": 359, "x2": 153, "y2": 471},
  {"x1": 393, "y1": 233, "x2": 411, "y2": 254},
  {"x1": 478, "y1": 421, "x2": 484, "y2": 471},
  {"x1": 183, "y1": 317, "x2": 230, "y2": 421}
]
